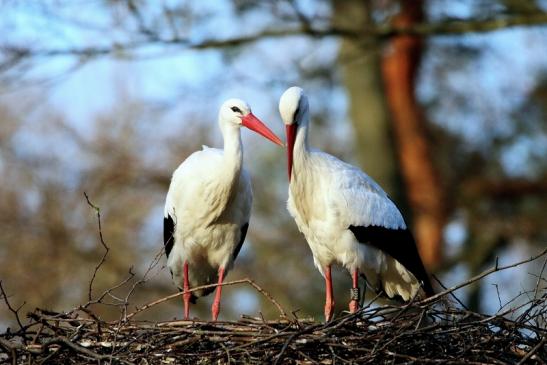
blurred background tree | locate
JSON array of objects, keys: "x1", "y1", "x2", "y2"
[{"x1": 1, "y1": 0, "x2": 546, "y2": 327}]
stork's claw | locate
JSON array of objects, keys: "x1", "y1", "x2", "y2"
[{"x1": 349, "y1": 300, "x2": 359, "y2": 313}]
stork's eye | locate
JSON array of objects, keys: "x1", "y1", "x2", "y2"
[{"x1": 231, "y1": 106, "x2": 242, "y2": 113}]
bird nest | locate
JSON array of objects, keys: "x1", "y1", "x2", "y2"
[
  {"x1": 1, "y1": 201, "x2": 546, "y2": 364},
  {"x1": 1, "y1": 250, "x2": 546, "y2": 364}
]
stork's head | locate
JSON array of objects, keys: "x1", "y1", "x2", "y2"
[
  {"x1": 219, "y1": 98, "x2": 283, "y2": 146},
  {"x1": 279, "y1": 86, "x2": 309, "y2": 126},
  {"x1": 279, "y1": 86, "x2": 309, "y2": 181}
]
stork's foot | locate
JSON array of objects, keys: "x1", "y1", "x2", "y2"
[{"x1": 349, "y1": 300, "x2": 359, "y2": 313}]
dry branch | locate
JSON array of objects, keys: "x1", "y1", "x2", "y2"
[
  {"x1": 125, "y1": 278, "x2": 287, "y2": 321},
  {"x1": 0, "y1": 281, "x2": 25, "y2": 334},
  {"x1": 84, "y1": 192, "x2": 109, "y2": 303},
  {"x1": 3, "y1": 11, "x2": 547, "y2": 64},
  {"x1": 421, "y1": 247, "x2": 547, "y2": 305}
]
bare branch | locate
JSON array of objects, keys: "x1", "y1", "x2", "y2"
[
  {"x1": 517, "y1": 336, "x2": 546, "y2": 365},
  {"x1": 120, "y1": 248, "x2": 165, "y2": 320},
  {"x1": 379, "y1": 11, "x2": 547, "y2": 36},
  {"x1": 3, "y1": 11, "x2": 547, "y2": 64},
  {"x1": 125, "y1": 277, "x2": 287, "y2": 320},
  {"x1": 84, "y1": 192, "x2": 110, "y2": 303},
  {"x1": 534, "y1": 256, "x2": 547, "y2": 300},
  {"x1": 421, "y1": 247, "x2": 547, "y2": 305},
  {"x1": 432, "y1": 274, "x2": 469, "y2": 310},
  {"x1": 0, "y1": 281, "x2": 25, "y2": 332}
]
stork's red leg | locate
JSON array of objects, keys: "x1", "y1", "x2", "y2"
[
  {"x1": 211, "y1": 267, "x2": 225, "y2": 321},
  {"x1": 349, "y1": 268, "x2": 360, "y2": 313},
  {"x1": 183, "y1": 261, "x2": 191, "y2": 320},
  {"x1": 324, "y1": 265, "x2": 335, "y2": 321}
]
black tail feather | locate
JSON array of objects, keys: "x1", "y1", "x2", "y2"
[{"x1": 349, "y1": 225, "x2": 434, "y2": 297}]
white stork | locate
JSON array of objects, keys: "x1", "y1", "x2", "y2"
[
  {"x1": 279, "y1": 87, "x2": 433, "y2": 321},
  {"x1": 164, "y1": 99, "x2": 283, "y2": 321}
]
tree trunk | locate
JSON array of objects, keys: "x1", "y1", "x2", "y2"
[
  {"x1": 381, "y1": 0, "x2": 445, "y2": 270},
  {"x1": 332, "y1": 0, "x2": 400, "y2": 199}
]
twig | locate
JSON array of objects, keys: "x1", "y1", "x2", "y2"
[
  {"x1": 82, "y1": 267, "x2": 135, "y2": 309},
  {"x1": 125, "y1": 278, "x2": 287, "y2": 320},
  {"x1": 421, "y1": 248, "x2": 547, "y2": 305},
  {"x1": 36, "y1": 336, "x2": 134, "y2": 365},
  {"x1": 0, "y1": 281, "x2": 25, "y2": 332},
  {"x1": 534, "y1": 256, "x2": 547, "y2": 301},
  {"x1": 121, "y1": 247, "x2": 165, "y2": 317},
  {"x1": 517, "y1": 336, "x2": 546, "y2": 365},
  {"x1": 0, "y1": 337, "x2": 17, "y2": 364},
  {"x1": 272, "y1": 326, "x2": 313, "y2": 365},
  {"x1": 432, "y1": 274, "x2": 468, "y2": 310},
  {"x1": 244, "y1": 279, "x2": 287, "y2": 318},
  {"x1": 84, "y1": 192, "x2": 110, "y2": 302}
]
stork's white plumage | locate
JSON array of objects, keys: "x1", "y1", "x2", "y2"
[
  {"x1": 164, "y1": 99, "x2": 282, "y2": 321},
  {"x1": 279, "y1": 87, "x2": 433, "y2": 321}
]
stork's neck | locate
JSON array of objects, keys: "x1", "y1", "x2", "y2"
[
  {"x1": 289, "y1": 118, "x2": 314, "y2": 224},
  {"x1": 197, "y1": 122, "x2": 242, "y2": 225},
  {"x1": 293, "y1": 116, "x2": 311, "y2": 162},
  {"x1": 220, "y1": 124, "x2": 243, "y2": 196},
  {"x1": 290, "y1": 116, "x2": 311, "y2": 186},
  {"x1": 220, "y1": 123, "x2": 243, "y2": 176},
  {"x1": 295, "y1": 123, "x2": 309, "y2": 152}
]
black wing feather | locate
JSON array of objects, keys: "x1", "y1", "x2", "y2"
[
  {"x1": 349, "y1": 225, "x2": 434, "y2": 296},
  {"x1": 163, "y1": 214, "x2": 175, "y2": 258},
  {"x1": 232, "y1": 223, "x2": 249, "y2": 261}
]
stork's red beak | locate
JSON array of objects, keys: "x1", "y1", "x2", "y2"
[
  {"x1": 242, "y1": 113, "x2": 283, "y2": 146},
  {"x1": 285, "y1": 124, "x2": 297, "y2": 182}
]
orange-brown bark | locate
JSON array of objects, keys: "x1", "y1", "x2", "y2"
[{"x1": 381, "y1": 0, "x2": 445, "y2": 270}]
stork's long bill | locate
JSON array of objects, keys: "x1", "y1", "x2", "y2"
[
  {"x1": 285, "y1": 124, "x2": 297, "y2": 181},
  {"x1": 242, "y1": 113, "x2": 284, "y2": 146}
]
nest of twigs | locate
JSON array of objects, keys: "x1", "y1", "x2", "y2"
[
  {"x1": 0, "y1": 292, "x2": 545, "y2": 365},
  {"x1": 0, "y1": 295, "x2": 544, "y2": 365},
  {"x1": 1, "y1": 248, "x2": 546, "y2": 365},
  {"x1": 1, "y1": 201, "x2": 546, "y2": 364}
]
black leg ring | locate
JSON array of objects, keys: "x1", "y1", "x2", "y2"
[{"x1": 350, "y1": 287, "x2": 360, "y2": 301}]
